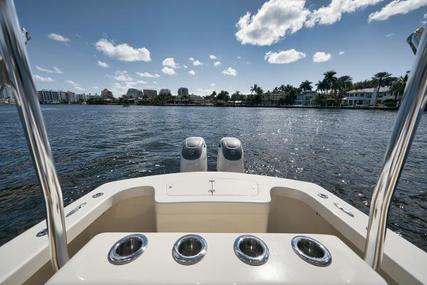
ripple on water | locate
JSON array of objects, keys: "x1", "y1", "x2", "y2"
[{"x1": 0, "y1": 105, "x2": 426, "y2": 251}]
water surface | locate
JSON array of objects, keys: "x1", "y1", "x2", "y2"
[{"x1": 0, "y1": 105, "x2": 426, "y2": 251}]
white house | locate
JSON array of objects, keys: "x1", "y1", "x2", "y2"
[
  {"x1": 294, "y1": 91, "x2": 318, "y2": 106},
  {"x1": 342, "y1": 86, "x2": 397, "y2": 107}
]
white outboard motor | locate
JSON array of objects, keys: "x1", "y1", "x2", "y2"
[
  {"x1": 217, "y1": 137, "x2": 244, "y2": 172},
  {"x1": 180, "y1": 137, "x2": 207, "y2": 172}
]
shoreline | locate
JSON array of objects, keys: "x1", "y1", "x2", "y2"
[{"x1": 0, "y1": 102, "x2": 400, "y2": 111}]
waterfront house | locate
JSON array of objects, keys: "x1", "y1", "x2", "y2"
[
  {"x1": 261, "y1": 91, "x2": 284, "y2": 105},
  {"x1": 189, "y1": 94, "x2": 205, "y2": 104},
  {"x1": 342, "y1": 86, "x2": 398, "y2": 107},
  {"x1": 294, "y1": 90, "x2": 318, "y2": 106}
]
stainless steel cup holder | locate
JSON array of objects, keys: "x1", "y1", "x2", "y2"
[
  {"x1": 108, "y1": 234, "x2": 148, "y2": 265},
  {"x1": 234, "y1": 235, "x2": 269, "y2": 266},
  {"x1": 291, "y1": 236, "x2": 332, "y2": 266},
  {"x1": 172, "y1": 234, "x2": 207, "y2": 265}
]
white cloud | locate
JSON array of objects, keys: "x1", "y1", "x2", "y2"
[
  {"x1": 162, "y1": 57, "x2": 178, "y2": 68},
  {"x1": 97, "y1": 60, "x2": 109, "y2": 68},
  {"x1": 193, "y1": 60, "x2": 203, "y2": 66},
  {"x1": 339, "y1": 50, "x2": 345, "y2": 55},
  {"x1": 235, "y1": 0, "x2": 383, "y2": 46},
  {"x1": 53, "y1": 67, "x2": 63, "y2": 74},
  {"x1": 35, "y1": 66, "x2": 53, "y2": 73},
  {"x1": 113, "y1": 70, "x2": 134, "y2": 82},
  {"x1": 162, "y1": 66, "x2": 176, "y2": 75},
  {"x1": 313, "y1": 51, "x2": 332, "y2": 63},
  {"x1": 369, "y1": 0, "x2": 427, "y2": 22},
  {"x1": 183, "y1": 64, "x2": 188, "y2": 69},
  {"x1": 386, "y1": 32, "x2": 395, "y2": 38},
  {"x1": 209, "y1": 54, "x2": 217, "y2": 60},
  {"x1": 210, "y1": 83, "x2": 216, "y2": 87},
  {"x1": 48, "y1": 33, "x2": 70, "y2": 42},
  {"x1": 152, "y1": 81, "x2": 158, "y2": 84},
  {"x1": 66, "y1": 80, "x2": 84, "y2": 91},
  {"x1": 235, "y1": 0, "x2": 310, "y2": 46},
  {"x1": 307, "y1": 0, "x2": 383, "y2": 27},
  {"x1": 95, "y1": 38, "x2": 151, "y2": 62},
  {"x1": 188, "y1": 70, "x2": 196, "y2": 76},
  {"x1": 214, "y1": 61, "x2": 221, "y2": 67},
  {"x1": 189, "y1": 57, "x2": 194, "y2": 61},
  {"x1": 264, "y1": 49, "x2": 306, "y2": 64},
  {"x1": 35, "y1": 65, "x2": 63, "y2": 74},
  {"x1": 136, "y1": 72, "x2": 160, "y2": 78},
  {"x1": 222, "y1": 67, "x2": 237, "y2": 76},
  {"x1": 33, "y1": 75, "x2": 54, "y2": 82},
  {"x1": 110, "y1": 71, "x2": 147, "y2": 95}
]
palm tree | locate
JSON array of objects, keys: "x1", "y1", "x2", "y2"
[
  {"x1": 338, "y1": 75, "x2": 353, "y2": 90},
  {"x1": 323, "y1": 70, "x2": 338, "y2": 94},
  {"x1": 372, "y1": 72, "x2": 392, "y2": 90},
  {"x1": 336, "y1": 75, "x2": 353, "y2": 106},
  {"x1": 391, "y1": 72, "x2": 409, "y2": 106},
  {"x1": 250, "y1": 84, "x2": 259, "y2": 95},
  {"x1": 372, "y1": 72, "x2": 393, "y2": 106},
  {"x1": 316, "y1": 80, "x2": 327, "y2": 94},
  {"x1": 299, "y1": 80, "x2": 313, "y2": 91},
  {"x1": 278, "y1": 84, "x2": 286, "y2": 92}
]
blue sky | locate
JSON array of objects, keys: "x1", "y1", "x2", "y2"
[{"x1": 15, "y1": 0, "x2": 427, "y2": 96}]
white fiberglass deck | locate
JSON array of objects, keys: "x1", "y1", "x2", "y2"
[{"x1": 0, "y1": 172, "x2": 426, "y2": 284}]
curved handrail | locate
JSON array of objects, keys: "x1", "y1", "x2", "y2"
[
  {"x1": 0, "y1": 0, "x2": 69, "y2": 271},
  {"x1": 364, "y1": 25, "x2": 427, "y2": 270}
]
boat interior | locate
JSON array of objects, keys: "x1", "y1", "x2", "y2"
[{"x1": 1, "y1": 172, "x2": 426, "y2": 284}]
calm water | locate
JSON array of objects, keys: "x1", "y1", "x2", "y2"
[{"x1": 0, "y1": 105, "x2": 426, "y2": 251}]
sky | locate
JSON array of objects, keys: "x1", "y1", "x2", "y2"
[{"x1": 15, "y1": 0, "x2": 427, "y2": 97}]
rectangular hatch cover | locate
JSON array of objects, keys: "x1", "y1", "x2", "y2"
[{"x1": 166, "y1": 177, "x2": 258, "y2": 196}]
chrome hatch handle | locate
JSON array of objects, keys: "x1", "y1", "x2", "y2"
[{"x1": 0, "y1": 0, "x2": 69, "y2": 271}]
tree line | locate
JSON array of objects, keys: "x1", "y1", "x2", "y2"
[{"x1": 207, "y1": 70, "x2": 409, "y2": 107}]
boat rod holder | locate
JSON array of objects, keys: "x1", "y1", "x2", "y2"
[
  {"x1": 0, "y1": 0, "x2": 69, "y2": 271},
  {"x1": 364, "y1": 24, "x2": 427, "y2": 271}
]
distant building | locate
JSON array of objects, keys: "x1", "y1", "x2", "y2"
[
  {"x1": 342, "y1": 87, "x2": 396, "y2": 107},
  {"x1": 262, "y1": 92, "x2": 284, "y2": 105},
  {"x1": 189, "y1": 94, "x2": 204, "y2": 104},
  {"x1": 294, "y1": 91, "x2": 318, "y2": 106},
  {"x1": 37, "y1": 90, "x2": 76, "y2": 104},
  {"x1": 159, "y1": 89, "x2": 171, "y2": 96},
  {"x1": 143, "y1": 89, "x2": 157, "y2": 99},
  {"x1": 100, "y1": 89, "x2": 114, "y2": 100},
  {"x1": 65, "y1": 91, "x2": 77, "y2": 103},
  {"x1": 178, "y1": 87, "x2": 189, "y2": 97},
  {"x1": 176, "y1": 87, "x2": 189, "y2": 103},
  {"x1": 126, "y1": 88, "x2": 143, "y2": 99}
]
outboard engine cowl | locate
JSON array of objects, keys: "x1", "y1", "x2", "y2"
[
  {"x1": 180, "y1": 137, "x2": 207, "y2": 172},
  {"x1": 217, "y1": 137, "x2": 244, "y2": 172}
]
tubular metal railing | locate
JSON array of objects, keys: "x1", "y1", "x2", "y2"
[
  {"x1": 0, "y1": 0, "x2": 69, "y2": 271},
  {"x1": 364, "y1": 25, "x2": 427, "y2": 270}
]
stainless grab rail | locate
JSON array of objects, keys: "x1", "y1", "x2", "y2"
[
  {"x1": 0, "y1": 0, "x2": 69, "y2": 271},
  {"x1": 364, "y1": 25, "x2": 427, "y2": 270}
]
